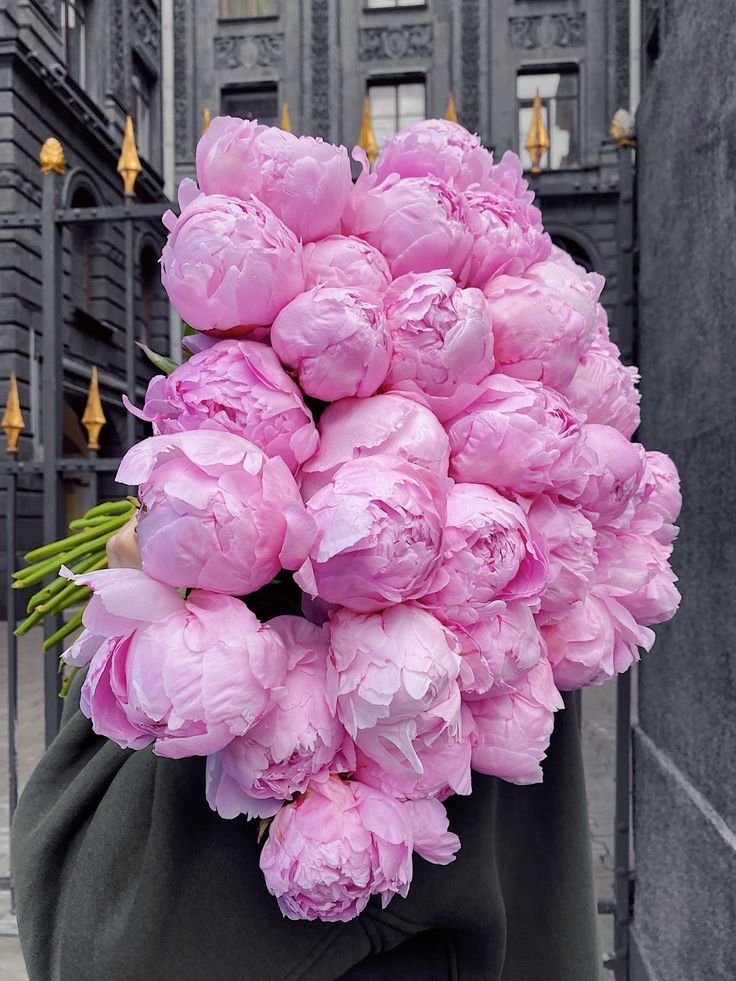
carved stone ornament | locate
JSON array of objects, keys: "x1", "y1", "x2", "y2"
[
  {"x1": 358, "y1": 24, "x2": 433, "y2": 62},
  {"x1": 214, "y1": 33, "x2": 284, "y2": 70},
  {"x1": 509, "y1": 13, "x2": 587, "y2": 51}
]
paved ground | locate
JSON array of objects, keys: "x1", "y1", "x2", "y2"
[{"x1": 0, "y1": 627, "x2": 618, "y2": 980}]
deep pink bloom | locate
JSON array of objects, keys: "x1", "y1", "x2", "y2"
[
  {"x1": 565, "y1": 336, "x2": 641, "y2": 438},
  {"x1": 161, "y1": 182, "x2": 304, "y2": 334},
  {"x1": 574, "y1": 424, "x2": 646, "y2": 528},
  {"x1": 259, "y1": 775, "x2": 415, "y2": 921},
  {"x1": 196, "y1": 117, "x2": 352, "y2": 242},
  {"x1": 327, "y1": 605, "x2": 464, "y2": 776},
  {"x1": 445, "y1": 375, "x2": 587, "y2": 497},
  {"x1": 524, "y1": 249, "x2": 604, "y2": 340},
  {"x1": 469, "y1": 658, "x2": 563, "y2": 784},
  {"x1": 62, "y1": 569, "x2": 287, "y2": 757},
  {"x1": 373, "y1": 118, "x2": 493, "y2": 189},
  {"x1": 302, "y1": 235, "x2": 392, "y2": 293},
  {"x1": 296, "y1": 456, "x2": 450, "y2": 613},
  {"x1": 205, "y1": 617, "x2": 354, "y2": 819},
  {"x1": 124, "y1": 338, "x2": 318, "y2": 474},
  {"x1": 418, "y1": 483, "x2": 549, "y2": 627},
  {"x1": 117, "y1": 431, "x2": 314, "y2": 595},
  {"x1": 270, "y1": 286, "x2": 391, "y2": 401},
  {"x1": 299, "y1": 392, "x2": 450, "y2": 500},
  {"x1": 380, "y1": 272, "x2": 495, "y2": 421},
  {"x1": 629, "y1": 451, "x2": 681, "y2": 546},
  {"x1": 484, "y1": 275, "x2": 590, "y2": 392}
]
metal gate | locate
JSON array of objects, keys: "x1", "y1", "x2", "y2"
[{"x1": 1, "y1": 120, "x2": 169, "y2": 903}]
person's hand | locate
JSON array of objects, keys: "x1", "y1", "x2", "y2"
[{"x1": 106, "y1": 515, "x2": 142, "y2": 569}]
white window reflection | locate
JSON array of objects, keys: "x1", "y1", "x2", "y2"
[
  {"x1": 369, "y1": 79, "x2": 425, "y2": 148},
  {"x1": 517, "y1": 69, "x2": 579, "y2": 170}
]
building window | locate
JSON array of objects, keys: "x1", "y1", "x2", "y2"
[
  {"x1": 368, "y1": 78, "x2": 425, "y2": 149},
  {"x1": 133, "y1": 67, "x2": 153, "y2": 161},
  {"x1": 61, "y1": 0, "x2": 88, "y2": 87},
  {"x1": 139, "y1": 245, "x2": 159, "y2": 347},
  {"x1": 69, "y1": 186, "x2": 96, "y2": 316},
  {"x1": 219, "y1": 0, "x2": 278, "y2": 17},
  {"x1": 517, "y1": 68, "x2": 579, "y2": 171},
  {"x1": 365, "y1": 0, "x2": 425, "y2": 8},
  {"x1": 221, "y1": 84, "x2": 279, "y2": 126}
]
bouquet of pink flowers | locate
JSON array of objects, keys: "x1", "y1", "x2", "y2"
[{"x1": 61, "y1": 117, "x2": 680, "y2": 922}]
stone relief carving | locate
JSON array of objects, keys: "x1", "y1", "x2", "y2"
[
  {"x1": 311, "y1": 0, "x2": 330, "y2": 139},
  {"x1": 173, "y1": 0, "x2": 191, "y2": 156},
  {"x1": 461, "y1": 0, "x2": 480, "y2": 133},
  {"x1": 509, "y1": 13, "x2": 586, "y2": 51},
  {"x1": 358, "y1": 24, "x2": 433, "y2": 62},
  {"x1": 131, "y1": 0, "x2": 161, "y2": 60},
  {"x1": 214, "y1": 33, "x2": 284, "y2": 71}
]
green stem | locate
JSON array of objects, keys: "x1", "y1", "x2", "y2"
[
  {"x1": 14, "y1": 607, "x2": 46, "y2": 636},
  {"x1": 84, "y1": 500, "x2": 136, "y2": 519},
  {"x1": 59, "y1": 665, "x2": 80, "y2": 698},
  {"x1": 12, "y1": 552, "x2": 71, "y2": 587},
  {"x1": 38, "y1": 583, "x2": 90, "y2": 618},
  {"x1": 26, "y1": 551, "x2": 105, "y2": 613},
  {"x1": 23, "y1": 512, "x2": 131, "y2": 564},
  {"x1": 68, "y1": 515, "x2": 120, "y2": 530},
  {"x1": 43, "y1": 612, "x2": 85, "y2": 653}
]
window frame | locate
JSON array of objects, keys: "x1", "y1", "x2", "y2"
[
  {"x1": 363, "y1": 0, "x2": 428, "y2": 11},
  {"x1": 367, "y1": 74, "x2": 427, "y2": 150},
  {"x1": 220, "y1": 82, "x2": 280, "y2": 127},
  {"x1": 218, "y1": 0, "x2": 279, "y2": 20},
  {"x1": 516, "y1": 63, "x2": 581, "y2": 172}
]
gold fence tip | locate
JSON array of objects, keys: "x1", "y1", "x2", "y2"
[
  {"x1": 280, "y1": 102, "x2": 292, "y2": 133},
  {"x1": 524, "y1": 89, "x2": 550, "y2": 174},
  {"x1": 444, "y1": 92, "x2": 458, "y2": 123},
  {"x1": 2, "y1": 373, "x2": 25, "y2": 455},
  {"x1": 81, "y1": 366, "x2": 106, "y2": 452},
  {"x1": 39, "y1": 138, "x2": 66, "y2": 175},
  {"x1": 202, "y1": 107, "x2": 211, "y2": 136},
  {"x1": 358, "y1": 96, "x2": 378, "y2": 168},
  {"x1": 610, "y1": 108, "x2": 636, "y2": 147},
  {"x1": 117, "y1": 116, "x2": 142, "y2": 197}
]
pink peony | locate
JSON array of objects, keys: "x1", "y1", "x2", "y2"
[
  {"x1": 380, "y1": 272, "x2": 495, "y2": 420},
  {"x1": 404, "y1": 797, "x2": 461, "y2": 865},
  {"x1": 629, "y1": 451, "x2": 681, "y2": 546},
  {"x1": 161, "y1": 181, "x2": 304, "y2": 334},
  {"x1": 124, "y1": 339, "x2": 318, "y2": 474},
  {"x1": 327, "y1": 604, "x2": 464, "y2": 776},
  {"x1": 445, "y1": 374, "x2": 587, "y2": 497},
  {"x1": 526, "y1": 494, "x2": 597, "y2": 625},
  {"x1": 574, "y1": 424, "x2": 646, "y2": 528},
  {"x1": 296, "y1": 456, "x2": 449, "y2": 613},
  {"x1": 524, "y1": 249, "x2": 604, "y2": 338},
  {"x1": 484, "y1": 275, "x2": 590, "y2": 392},
  {"x1": 418, "y1": 483, "x2": 549, "y2": 627},
  {"x1": 455, "y1": 603, "x2": 547, "y2": 699},
  {"x1": 343, "y1": 157, "x2": 473, "y2": 282},
  {"x1": 373, "y1": 118, "x2": 493, "y2": 190},
  {"x1": 469, "y1": 658, "x2": 563, "y2": 785},
  {"x1": 299, "y1": 392, "x2": 450, "y2": 500},
  {"x1": 260, "y1": 775, "x2": 415, "y2": 921},
  {"x1": 196, "y1": 117, "x2": 352, "y2": 242},
  {"x1": 117, "y1": 431, "x2": 314, "y2": 595},
  {"x1": 205, "y1": 617, "x2": 354, "y2": 820},
  {"x1": 270, "y1": 286, "x2": 391, "y2": 401},
  {"x1": 542, "y1": 588, "x2": 654, "y2": 690},
  {"x1": 62, "y1": 569, "x2": 287, "y2": 757},
  {"x1": 565, "y1": 336, "x2": 641, "y2": 438},
  {"x1": 302, "y1": 235, "x2": 392, "y2": 293},
  {"x1": 595, "y1": 530, "x2": 680, "y2": 627}
]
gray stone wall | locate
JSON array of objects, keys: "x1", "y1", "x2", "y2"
[{"x1": 632, "y1": 0, "x2": 736, "y2": 977}]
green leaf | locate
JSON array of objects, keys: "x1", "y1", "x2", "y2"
[{"x1": 137, "y1": 343, "x2": 179, "y2": 376}]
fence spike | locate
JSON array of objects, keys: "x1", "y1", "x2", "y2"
[
  {"x1": 524, "y1": 89, "x2": 550, "y2": 174},
  {"x1": 1, "y1": 372, "x2": 25, "y2": 455},
  {"x1": 357, "y1": 96, "x2": 378, "y2": 168},
  {"x1": 202, "y1": 106, "x2": 211, "y2": 136},
  {"x1": 81, "y1": 366, "x2": 106, "y2": 451},
  {"x1": 39, "y1": 137, "x2": 66, "y2": 175},
  {"x1": 117, "y1": 116, "x2": 142, "y2": 197},
  {"x1": 444, "y1": 92, "x2": 458, "y2": 123},
  {"x1": 280, "y1": 102, "x2": 292, "y2": 133}
]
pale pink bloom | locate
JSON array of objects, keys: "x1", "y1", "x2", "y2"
[
  {"x1": 296, "y1": 456, "x2": 450, "y2": 613},
  {"x1": 565, "y1": 336, "x2": 641, "y2": 438},
  {"x1": 484, "y1": 275, "x2": 590, "y2": 392},
  {"x1": 161, "y1": 182, "x2": 304, "y2": 334},
  {"x1": 259, "y1": 774, "x2": 415, "y2": 921},
  {"x1": 595, "y1": 530, "x2": 680, "y2": 627},
  {"x1": 343, "y1": 154, "x2": 473, "y2": 282},
  {"x1": 542, "y1": 587, "x2": 654, "y2": 690},
  {"x1": 373, "y1": 118, "x2": 493, "y2": 190},
  {"x1": 327, "y1": 605, "x2": 464, "y2": 776},
  {"x1": 445, "y1": 375, "x2": 587, "y2": 497},
  {"x1": 205, "y1": 617, "x2": 354, "y2": 820},
  {"x1": 629, "y1": 451, "x2": 681, "y2": 546},
  {"x1": 469, "y1": 657, "x2": 563, "y2": 785},
  {"x1": 574, "y1": 424, "x2": 647, "y2": 528},
  {"x1": 62, "y1": 570, "x2": 287, "y2": 757},
  {"x1": 270, "y1": 286, "x2": 391, "y2": 401},
  {"x1": 299, "y1": 392, "x2": 450, "y2": 500},
  {"x1": 404, "y1": 797, "x2": 461, "y2": 865},
  {"x1": 117, "y1": 431, "x2": 314, "y2": 595},
  {"x1": 525, "y1": 494, "x2": 597, "y2": 625},
  {"x1": 380, "y1": 272, "x2": 495, "y2": 421},
  {"x1": 196, "y1": 117, "x2": 352, "y2": 242},
  {"x1": 302, "y1": 235, "x2": 392, "y2": 293},
  {"x1": 124, "y1": 339, "x2": 318, "y2": 474},
  {"x1": 454, "y1": 602, "x2": 547, "y2": 699},
  {"x1": 418, "y1": 483, "x2": 548, "y2": 627},
  {"x1": 525, "y1": 249, "x2": 604, "y2": 339}
]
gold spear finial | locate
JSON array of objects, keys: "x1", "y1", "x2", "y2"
[
  {"x1": 280, "y1": 102, "x2": 292, "y2": 133},
  {"x1": 39, "y1": 138, "x2": 66, "y2": 175},
  {"x1": 358, "y1": 96, "x2": 379, "y2": 168},
  {"x1": 2, "y1": 373, "x2": 25, "y2": 455},
  {"x1": 524, "y1": 90, "x2": 550, "y2": 174},
  {"x1": 81, "y1": 366, "x2": 106, "y2": 452},
  {"x1": 117, "y1": 116, "x2": 142, "y2": 197},
  {"x1": 444, "y1": 92, "x2": 458, "y2": 123},
  {"x1": 202, "y1": 107, "x2": 211, "y2": 135}
]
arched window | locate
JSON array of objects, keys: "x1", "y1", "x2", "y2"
[{"x1": 551, "y1": 235, "x2": 594, "y2": 273}]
